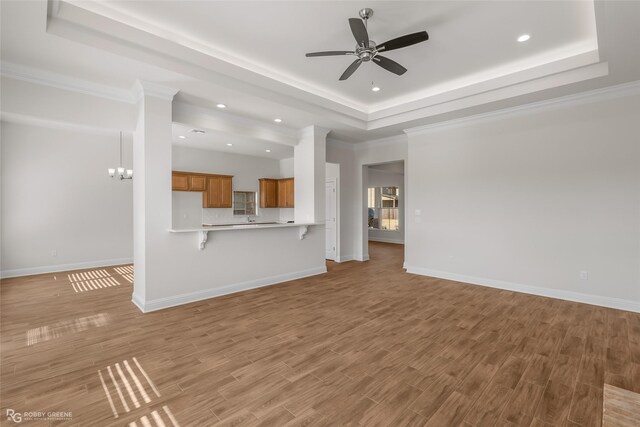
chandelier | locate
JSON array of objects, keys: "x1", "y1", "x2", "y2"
[{"x1": 107, "y1": 131, "x2": 133, "y2": 180}]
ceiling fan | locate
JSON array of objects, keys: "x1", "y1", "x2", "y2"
[{"x1": 305, "y1": 8, "x2": 429, "y2": 81}]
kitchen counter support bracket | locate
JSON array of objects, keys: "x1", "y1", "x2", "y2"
[
  {"x1": 198, "y1": 230, "x2": 209, "y2": 250},
  {"x1": 298, "y1": 225, "x2": 309, "y2": 240}
]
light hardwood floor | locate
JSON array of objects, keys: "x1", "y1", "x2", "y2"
[{"x1": 1, "y1": 242, "x2": 639, "y2": 426}]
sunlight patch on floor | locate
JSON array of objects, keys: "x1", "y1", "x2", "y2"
[
  {"x1": 98, "y1": 357, "x2": 161, "y2": 419},
  {"x1": 128, "y1": 407, "x2": 180, "y2": 427},
  {"x1": 25, "y1": 313, "x2": 110, "y2": 345},
  {"x1": 67, "y1": 266, "x2": 136, "y2": 292}
]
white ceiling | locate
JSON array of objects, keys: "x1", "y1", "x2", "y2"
[
  {"x1": 1, "y1": 1, "x2": 639, "y2": 146},
  {"x1": 97, "y1": 0, "x2": 598, "y2": 111},
  {"x1": 172, "y1": 122, "x2": 294, "y2": 160}
]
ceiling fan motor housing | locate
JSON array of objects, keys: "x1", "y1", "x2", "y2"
[{"x1": 356, "y1": 41, "x2": 377, "y2": 62}]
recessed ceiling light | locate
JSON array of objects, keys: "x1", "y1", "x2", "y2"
[
  {"x1": 216, "y1": 103, "x2": 227, "y2": 109},
  {"x1": 517, "y1": 34, "x2": 530, "y2": 42},
  {"x1": 178, "y1": 135, "x2": 186, "y2": 139},
  {"x1": 273, "y1": 118, "x2": 282, "y2": 123},
  {"x1": 226, "y1": 143, "x2": 233, "y2": 146},
  {"x1": 265, "y1": 149, "x2": 271, "y2": 153},
  {"x1": 372, "y1": 86, "x2": 381, "y2": 92}
]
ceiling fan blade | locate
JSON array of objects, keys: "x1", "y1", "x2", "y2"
[
  {"x1": 305, "y1": 51, "x2": 354, "y2": 57},
  {"x1": 378, "y1": 31, "x2": 429, "y2": 52},
  {"x1": 348, "y1": 18, "x2": 369, "y2": 48},
  {"x1": 339, "y1": 59, "x2": 363, "y2": 80},
  {"x1": 372, "y1": 55, "x2": 407, "y2": 76}
]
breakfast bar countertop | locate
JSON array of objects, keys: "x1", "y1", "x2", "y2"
[
  {"x1": 169, "y1": 221, "x2": 317, "y2": 233},
  {"x1": 169, "y1": 222, "x2": 320, "y2": 249}
]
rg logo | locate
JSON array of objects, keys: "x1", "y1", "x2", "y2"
[{"x1": 6, "y1": 409, "x2": 22, "y2": 423}]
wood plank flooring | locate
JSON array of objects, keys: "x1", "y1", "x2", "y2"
[
  {"x1": 1, "y1": 242, "x2": 639, "y2": 426},
  {"x1": 603, "y1": 384, "x2": 640, "y2": 426}
]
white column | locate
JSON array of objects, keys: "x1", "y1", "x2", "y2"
[
  {"x1": 131, "y1": 81, "x2": 178, "y2": 310},
  {"x1": 294, "y1": 126, "x2": 329, "y2": 224}
]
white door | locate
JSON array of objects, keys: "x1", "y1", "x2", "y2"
[{"x1": 325, "y1": 180, "x2": 337, "y2": 260}]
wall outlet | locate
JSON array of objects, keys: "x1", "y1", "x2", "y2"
[
  {"x1": 579, "y1": 271, "x2": 589, "y2": 281},
  {"x1": 415, "y1": 209, "x2": 421, "y2": 216},
  {"x1": 51, "y1": 250, "x2": 57, "y2": 257}
]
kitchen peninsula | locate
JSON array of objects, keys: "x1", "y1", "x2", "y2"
[{"x1": 169, "y1": 221, "x2": 315, "y2": 250}]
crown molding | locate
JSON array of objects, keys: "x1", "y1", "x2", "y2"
[
  {"x1": 0, "y1": 61, "x2": 135, "y2": 104},
  {"x1": 132, "y1": 80, "x2": 179, "y2": 102},
  {"x1": 404, "y1": 79, "x2": 640, "y2": 137},
  {"x1": 0, "y1": 111, "x2": 123, "y2": 135},
  {"x1": 298, "y1": 125, "x2": 332, "y2": 140}
]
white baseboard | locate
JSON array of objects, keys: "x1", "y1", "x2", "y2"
[
  {"x1": 368, "y1": 237, "x2": 405, "y2": 244},
  {"x1": 133, "y1": 265, "x2": 328, "y2": 313},
  {"x1": 1, "y1": 257, "x2": 134, "y2": 279},
  {"x1": 405, "y1": 266, "x2": 640, "y2": 313},
  {"x1": 335, "y1": 254, "x2": 370, "y2": 262}
]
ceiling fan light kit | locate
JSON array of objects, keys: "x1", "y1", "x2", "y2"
[{"x1": 305, "y1": 7, "x2": 429, "y2": 81}]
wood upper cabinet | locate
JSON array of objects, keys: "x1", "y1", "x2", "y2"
[
  {"x1": 283, "y1": 178, "x2": 294, "y2": 208},
  {"x1": 172, "y1": 173, "x2": 190, "y2": 191},
  {"x1": 260, "y1": 177, "x2": 294, "y2": 208},
  {"x1": 173, "y1": 171, "x2": 205, "y2": 192},
  {"x1": 259, "y1": 179, "x2": 278, "y2": 208},
  {"x1": 204, "y1": 175, "x2": 233, "y2": 208},
  {"x1": 172, "y1": 171, "x2": 233, "y2": 208},
  {"x1": 189, "y1": 175, "x2": 207, "y2": 192},
  {"x1": 277, "y1": 179, "x2": 287, "y2": 208}
]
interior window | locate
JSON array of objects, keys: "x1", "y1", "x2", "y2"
[{"x1": 233, "y1": 191, "x2": 257, "y2": 215}]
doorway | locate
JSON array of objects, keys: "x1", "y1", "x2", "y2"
[{"x1": 362, "y1": 161, "x2": 405, "y2": 266}]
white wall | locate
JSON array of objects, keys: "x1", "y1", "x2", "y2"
[
  {"x1": 280, "y1": 157, "x2": 294, "y2": 178},
  {"x1": 1, "y1": 121, "x2": 133, "y2": 276},
  {"x1": 405, "y1": 90, "x2": 640, "y2": 311},
  {"x1": 171, "y1": 146, "x2": 287, "y2": 228},
  {"x1": 367, "y1": 167, "x2": 405, "y2": 244}
]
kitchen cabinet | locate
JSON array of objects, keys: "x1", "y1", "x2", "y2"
[
  {"x1": 189, "y1": 175, "x2": 207, "y2": 191},
  {"x1": 172, "y1": 171, "x2": 208, "y2": 192},
  {"x1": 203, "y1": 175, "x2": 233, "y2": 208},
  {"x1": 278, "y1": 178, "x2": 294, "y2": 208},
  {"x1": 172, "y1": 173, "x2": 190, "y2": 191},
  {"x1": 260, "y1": 177, "x2": 294, "y2": 208},
  {"x1": 172, "y1": 171, "x2": 233, "y2": 208},
  {"x1": 259, "y1": 179, "x2": 278, "y2": 208}
]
